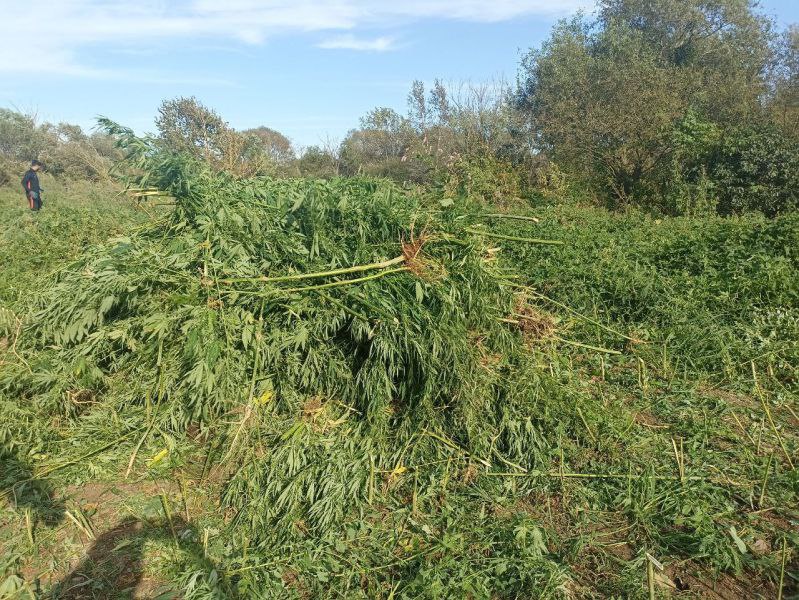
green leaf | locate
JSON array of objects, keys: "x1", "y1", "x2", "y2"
[{"x1": 729, "y1": 526, "x2": 747, "y2": 554}]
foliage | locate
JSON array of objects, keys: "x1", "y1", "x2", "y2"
[
  {"x1": 340, "y1": 80, "x2": 529, "y2": 197},
  {"x1": 0, "y1": 109, "x2": 121, "y2": 181},
  {"x1": 297, "y1": 145, "x2": 341, "y2": 179},
  {"x1": 2, "y1": 2, "x2": 799, "y2": 593},
  {"x1": 771, "y1": 25, "x2": 799, "y2": 136},
  {"x1": 1, "y1": 156, "x2": 797, "y2": 596},
  {"x1": 155, "y1": 97, "x2": 295, "y2": 178},
  {"x1": 668, "y1": 112, "x2": 799, "y2": 216},
  {"x1": 710, "y1": 124, "x2": 799, "y2": 216},
  {"x1": 339, "y1": 106, "x2": 419, "y2": 181},
  {"x1": 597, "y1": 0, "x2": 774, "y2": 122},
  {"x1": 0, "y1": 177, "x2": 145, "y2": 309},
  {"x1": 242, "y1": 126, "x2": 298, "y2": 176},
  {"x1": 493, "y1": 203, "x2": 799, "y2": 382},
  {"x1": 442, "y1": 153, "x2": 524, "y2": 206},
  {"x1": 4, "y1": 124, "x2": 539, "y2": 534},
  {"x1": 515, "y1": 0, "x2": 793, "y2": 214}
]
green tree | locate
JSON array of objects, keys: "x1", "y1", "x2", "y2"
[
  {"x1": 0, "y1": 109, "x2": 119, "y2": 182},
  {"x1": 771, "y1": 25, "x2": 799, "y2": 137},
  {"x1": 518, "y1": 18, "x2": 691, "y2": 204},
  {"x1": 298, "y1": 145, "x2": 340, "y2": 179},
  {"x1": 242, "y1": 126, "x2": 295, "y2": 166},
  {"x1": 155, "y1": 97, "x2": 230, "y2": 163},
  {"x1": 599, "y1": 0, "x2": 774, "y2": 122},
  {"x1": 339, "y1": 107, "x2": 420, "y2": 180},
  {"x1": 516, "y1": 0, "x2": 781, "y2": 209},
  {"x1": 156, "y1": 97, "x2": 260, "y2": 177}
]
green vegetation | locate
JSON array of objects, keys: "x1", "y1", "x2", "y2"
[
  {"x1": 1, "y1": 0, "x2": 797, "y2": 597},
  {"x1": 0, "y1": 178, "x2": 146, "y2": 309},
  {"x1": 1, "y1": 131, "x2": 797, "y2": 597},
  {"x1": 0, "y1": 111, "x2": 122, "y2": 184}
]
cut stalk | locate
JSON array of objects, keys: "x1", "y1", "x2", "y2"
[
  {"x1": 638, "y1": 358, "x2": 648, "y2": 392},
  {"x1": 25, "y1": 508, "x2": 34, "y2": 545},
  {"x1": 498, "y1": 317, "x2": 520, "y2": 325},
  {"x1": 758, "y1": 452, "x2": 774, "y2": 507},
  {"x1": 730, "y1": 411, "x2": 757, "y2": 447},
  {"x1": 553, "y1": 336, "x2": 622, "y2": 355},
  {"x1": 284, "y1": 268, "x2": 408, "y2": 293},
  {"x1": 484, "y1": 471, "x2": 713, "y2": 482},
  {"x1": 126, "y1": 421, "x2": 156, "y2": 479},
  {"x1": 482, "y1": 213, "x2": 541, "y2": 223},
  {"x1": 317, "y1": 291, "x2": 370, "y2": 322},
  {"x1": 423, "y1": 428, "x2": 491, "y2": 468},
  {"x1": 228, "y1": 267, "x2": 409, "y2": 296},
  {"x1": 645, "y1": 553, "x2": 662, "y2": 600},
  {"x1": 752, "y1": 362, "x2": 794, "y2": 469},
  {"x1": 778, "y1": 536, "x2": 787, "y2": 600},
  {"x1": 220, "y1": 255, "x2": 405, "y2": 284},
  {"x1": 577, "y1": 407, "x2": 597, "y2": 443},
  {"x1": 672, "y1": 438, "x2": 685, "y2": 483},
  {"x1": 19, "y1": 431, "x2": 138, "y2": 485},
  {"x1": 65, "y1": 510, "x2": 95, "y2": 540},
  {"x1": 368, "y1": 454, "x2": 375, "y2": 505},
  {"x1": 161, "y1": 493, "x2": 178, "y2": 548},
  {"x1": 501, "y1": 282, "x2": 639, "y2": 342},
  {"x1": 491, "y1": 447, "x2": 528, "y2": 473},
  {"x1": 465, "y1": 228, "x2": 564, "y2": 245}
]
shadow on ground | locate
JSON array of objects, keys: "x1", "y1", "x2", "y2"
[
  {"x1": 2, "y1": 446, "x2": 233, "y2": 598},
  {"x1": 48, "y1": 516, "x2": 236, "y2": 599},
  {"x1": 0, "y1": 447, "x2": 66, "y2": 527}
]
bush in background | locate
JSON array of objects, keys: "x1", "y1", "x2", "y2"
[{"x1": 0, "y1": 109, "x2": 121, "y2": 181}]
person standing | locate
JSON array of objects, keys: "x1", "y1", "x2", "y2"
[{"x1": 22, "y1": 160, "x2": 43, "y2": 211}]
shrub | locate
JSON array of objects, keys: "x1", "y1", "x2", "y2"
[{"x1": 711, "y1": 125, "x2": 799, "y2": 216}]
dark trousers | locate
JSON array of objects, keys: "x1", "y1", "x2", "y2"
[{"x1": 28, "y1": 191, "x2": 41, "y2": 211}]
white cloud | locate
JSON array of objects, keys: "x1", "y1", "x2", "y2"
[
  {"x1": 0, "y1": 0, "x2": 590, "y2": 76},
  {"x1": 318, "y1": 35, "x2": 396, "y2": 51}
]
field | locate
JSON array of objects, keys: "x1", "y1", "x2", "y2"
[{"x1": 0, "y1": 170, "x2": 797, "y2": 599}]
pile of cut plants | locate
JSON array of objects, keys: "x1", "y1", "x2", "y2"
[
  {"x1": 2, "y1": 124, "x2": 567, "y2": 532},
  {"x1": 2, "y1": 124, "x2": 796, "y2": 599}
]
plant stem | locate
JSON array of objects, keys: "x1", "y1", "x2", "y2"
[
  {"x1": 26, "y1": 431, "x2": 138, "y2": 482},
  {"x1": 778, "y1": 536, "x2": 787, "y2": 600},
  {"x1": 317, "y1": 291, "x2": 370, "y2": 322},
  {"x1": 752, "y1": 362, "x2": 794, "y2": 469},
  {"x1": 226, "y1": 267, "x2": 409, "y2": 296},
  {"x1": 284, "y1": 268, "x2": 409, "y2": 293},
  {"x1": 553, "y1": 336, "x2": 622, "y2": 355},
  {"x1": 484, "y1": 470, "x2": 714, "y2": 482},
  {"x1": 675, "y1": 437, "x2": 687, "y2": 482},
  {"x1": 161, "y1": 493, "x2": 179, "y2": 548},
  {"x1": 220, "y1": 255, "x2": 405, "y2": 284},
  {"x1": 423, "y1": 428, "x2": 491, "y2": 467},
  {"x1": 501, "y1": 281, "x2": 639, "y2": 342},
  {"x1": 464, "y1": 228, "x2": 564, "y2": 245},
  {"x1": 577, "y1": 407, "x2": 597, "y2": 444},
  {"x1": 482, "y1": 213, "x2": 540, "y2": 223},
  {"x1": 758, "y1": 452, "x2": 774, "y2": 507}
]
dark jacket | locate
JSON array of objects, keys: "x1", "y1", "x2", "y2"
[{"x1": 22, "y1": 169, "x2": 41, "y2": 195}]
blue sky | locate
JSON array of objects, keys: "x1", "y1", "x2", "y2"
[{"x1": 1, "y1": 0, "x2": 797, "y2": 148}]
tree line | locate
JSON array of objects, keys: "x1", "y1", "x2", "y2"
[{"x1": 1, "y1": 0, "x2": 796, "y2": 216}]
